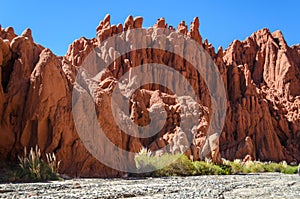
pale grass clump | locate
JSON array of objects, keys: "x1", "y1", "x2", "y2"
[
  {"x1": 138, "y1": 147, "x2": 152, "y2": 157},
  {"x1": 18, "y1": 145, "x2": 61, "y2": 182},
  {"x1": 46, "y1": 152, "x2": 61, "y2": 173}
]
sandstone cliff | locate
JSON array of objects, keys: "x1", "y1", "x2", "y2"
[{"x1": 0, "y1": 15, "x2": 299, "y2": 177}]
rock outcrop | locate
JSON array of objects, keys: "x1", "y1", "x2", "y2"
[
  {"x1": 221, "y1": 28, "x2": 300, "y2": 163},
  {"x1": 0, "y1": 15, "x2": 299, "y2": 177}
]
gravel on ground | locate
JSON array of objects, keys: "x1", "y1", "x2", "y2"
[{"x1": 0, "y1": 173, "x2": 299, "y2": 199}]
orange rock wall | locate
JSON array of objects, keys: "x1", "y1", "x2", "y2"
[{"x1": 0, "y1": 15, "x2": 299, "y2": 177}]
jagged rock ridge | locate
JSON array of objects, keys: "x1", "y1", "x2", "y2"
[{"x1": 0, "y1": 15, "x2": 299, "y2": 177}]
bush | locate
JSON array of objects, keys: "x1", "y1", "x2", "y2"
[
  {"x1": 134, "y1": 147, "x2": 188, "y2": 176},
  {"x1": 134, "y1": 148, "x2": 230, "y2": 176},
  {"x1": 281, "y1": 166, "x2": 298, "y2": 174},
  {"x1": 223, "y1": 159, "x2": 243, "y2": 174},
  {"x1": 263, "y1": 162, "x2": 284, "y2": 172},
  {"x1": 156, "y1": 155, "x2": 195, "y2": 176},
  {"x1": 193, "y1": 161, "x2": 212, "y2": 175},
  {"x1": 17, "y1": 145, "x2": 61, "y2": 182},
  {"x1": 218, "y1": 164, "x2": 233, "y2": 175},
  {"x1": 243, "y1": 161, "x2": 265, "y2": 173},
  {"x1": 134, "y1": 147, "x2": 299, "y2": 177}
]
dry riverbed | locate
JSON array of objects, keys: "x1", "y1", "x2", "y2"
[{"x1": 0, "y1": 173, "x2": 299, "y2": 198}]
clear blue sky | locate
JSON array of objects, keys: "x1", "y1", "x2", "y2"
[{"x1": 1, "y1": 1, "x2": 299, "y2": 55}]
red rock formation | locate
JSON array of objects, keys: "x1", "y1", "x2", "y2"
[
  {"x1": 221, "y1": 28, "x2": 300, "y2": 163},
  {"x1": 0, "y1": 15, "x2": 299, "y2": 177}
]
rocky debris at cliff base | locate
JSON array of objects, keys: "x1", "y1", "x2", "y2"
[{"x1": 0, "y1": 173, "x2": 299, "y2": 198}]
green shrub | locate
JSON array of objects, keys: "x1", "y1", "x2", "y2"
[
  {"x1": 219, "y1": 164, "x2": 233, "y2": 175},
  {"x1": 223, "y1": 159, "x2": 243, "y2": 174},
  {"x1": 243, "y1": 161, "x2": 265, "y2": 173},
  {"x1": 134, "y1": 147, "x2": 190, "y2": 176},
  {"x1": 17, "y1": 146, "x2": 61, "y2": 182},
  {"x1": 263, "y1": 162, "x2": 284, "y2": 172},
  {"x1": 281, "y1": 166, "x2": 298, "y2": 174},
  {"x1": 156, "y1": 155, "x2": 195, "y2": 176},
  {"x1": 135, "y1": 148, "x2": 229, "y2": 176},
  {"x1": 134, "y1": 147, "x2": 299, "y2": 177},
  {"x1": 193, "y1": 161, "x2": 217, "y2": 175}
]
